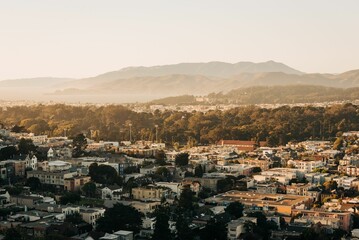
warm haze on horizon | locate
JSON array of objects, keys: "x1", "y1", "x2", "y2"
[{"x1": 1, "y1": 0, "x2": 359, "y2": 80}]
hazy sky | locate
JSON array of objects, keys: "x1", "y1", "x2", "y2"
[{"x1": 0, "y1": 0, "x2": 358, "y2": 80}]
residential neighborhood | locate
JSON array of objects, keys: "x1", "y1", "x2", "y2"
[{"x1": 1, "y1": 124, "x2": 359, "y2": 240}]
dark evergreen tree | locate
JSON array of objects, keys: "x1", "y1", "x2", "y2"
[
  {"x1": 152, "y1": 207, "x2": 172, "y2": 240},
  {"x1": 225, "y1": 202, "x2": 244, "y2": 219},
  {"x1": 176, "y1": 214, "x2": 193, "y2": 240},
  {"x1": 72, "y1": 133, "x2": 87, "y2": 157},
  {"x1": 200, "y1": 218, "x2": 227, "y2": 240},
  {"x1": 96, "y1": 203, "x2": 143, "y2": 233},
  {"x1": 25, "y1": 177, "x2": 41, "y2": 191},
  {"x1": 194, "y1": 165, "x2": 204, "y2": 177},
  {"x1": 175, "y1": 153, "x2": 189, "y2": 166}
]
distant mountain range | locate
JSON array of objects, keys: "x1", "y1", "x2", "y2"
[
  {"x1": 0, "y1": 77, "x2": 73, "y2": 88},
  {"x1": 150, "y1": 85, "x2": 359, "y2": 105},
  {"x1": 0, "y1": 61, "x2": 359, "y2": 103}
]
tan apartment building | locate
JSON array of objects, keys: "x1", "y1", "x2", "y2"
[
  {"x1": 27, "y1": 170, "x2": 77, "y2": 187},
  {"x1": 205, "y1": 190, "x2": 313, "y2": 216},
  {"x1": 237, "y1": 159, "x2": 271, "y2": 171},
  {"x1": 132, "y1": 186, "x2": 168, "y2": 201},
  {"x1": 64, "y1": 175, "x2": 91, "y2": 191},
  {"x1": 291, "y1": 209, "x2": 352, "y2": 231},
  {"x1": 80, "y1": 207, "x2": 105, "y2": 228}
]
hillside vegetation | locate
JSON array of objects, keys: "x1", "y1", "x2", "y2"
[{"x1": 1, "y1": 103, "x2": 358, "y2": 146}]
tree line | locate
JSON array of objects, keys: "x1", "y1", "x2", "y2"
[{"x1": 1, "y1": 103, "x2": 358, "y2": 146}]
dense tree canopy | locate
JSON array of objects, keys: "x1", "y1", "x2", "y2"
[
  {"x1": 72, "y1": 133, "x2": 87, "y2": 157},
  {"x1": 225, "y1": 202, "x2": 244, "y2": 219},
  {"x1": 0, "y1": 103, "x2": 358, "y2": 146},
  {"x1": 175, "y1": 153, "x2": 189, "y2": 166},
  {"x1": 81, "y1": 182, "x2": 97, "y2": 197},
  {"x1": 178, "y1": 188, "x2": 196, "y2": 211},
  {"x1": 25, "y1": 177, "x2": 42, "y2": 191},
  {"x1": 199, "y1": 218, "x2": 227, "y2": 240},
  {"x1": 0, "y1": 146, "x2": 17, "y2": 160},
  {"x1": 60, "y1": 192, "x2": 81, "y2": 205},
  {"x1": 18, "y1": 138, "x2": 37, "y2": 154},
  {"x1": 96, "y1": 203, "x2": 143, "y2": 233},
  {"x1": 152, "y1": 207, "x2": 172, "y2": 240},
  {"x1": 194, "y1": 165, "x2": 204, "y2": 177},
  {"x1": 89, "y1": 163, "x2": 118, "y2": 185}
]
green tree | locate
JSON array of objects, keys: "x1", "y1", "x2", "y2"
[
  {"x1": 155, "y1": 167, "x2": 171, "y2": 181},
  {"x1": 18, "y1": 138, "x2": 37, "y2": 154},
  {"x1": 4, "y1": 186, "x2": 22, "y2": 196},
  {"x1": 4, "y1": 227, "x2": 25, "y2": 240},
  {"x1": 89, "y1": 163, "x2": 118, "y2": 185},
  {"x1": 252, "y1": 167, "x2": 262, "y2": 173},
  {"x1": 72, "y1": 133, "x2": 87, "y2": 157},
  {"x1": 152, "y1": 207, "x2": 172, "y2": 240},
  {"x1": 60, "y1": 192, "x2": 81, "y2": 205},
  {"x1": 82, "y1": 182, "x2": 97, "y2": 197},
  {"x1": 179, "y1": 188, "x2": 196, "y2": 211},
  {"x1": 200, "y1": 218, "x2": 227, "y2": 240},
  {"x1": 25, "y1": 177, "x2": 41, "y2": 191},
  {"x1": 11, "y1": 125, "x2": 27, "y2": 133},
  {"x1": 176, "y1": 214, "x2": 193, "y2": 240},
  {"x1": 198, "y1": 187, "x2": 214, "y2": 199},
  {"x1": 301, "y1": 227, "x2": 329, "y2": 240},
  {"x1": 175, "y1": 153, "x2": 189, "y2": 166},
  {"x1": 96, "y1": 203, "x2": 143, "y2": 233},
  {"x1": 225, "y1": 202, "x2": 244, "y2": 219},
  {"x1": 155, "y1": 150, "x2": 167, "y2": 166},
  {"x1": 0, "y1": 146, "x2": 17, "y2": 160},
  {"x1": 323, "y1": 180, "x2": 338, "y2": 192},
  {"x1": 194, "y1": 165, "x2": 204, "y2": 177},
  {"x1": 65, "y1": 212, "x2": 85, "y2": 225},
  {"x1": 246, "y1": 212, "x2": 278, "y2": 240},
  {"x1": 217, "y1": 177, "x2": 235, "y2": 193}
]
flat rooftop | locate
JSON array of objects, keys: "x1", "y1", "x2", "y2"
[{"x1": 205, "y1": 190, "x2": 312, "y2": 207}]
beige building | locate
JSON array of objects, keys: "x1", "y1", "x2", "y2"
[
  {"x1": 292, "y1": 209, "x2": 352, "y2": 231},
  {"x1": 64, "y1": 175, "x2": 91, "y2": 192},
  {"x1": 27, "y1": 170, "x2": 77, "y2": 186},
  {"x1": 205, "y1": 190, "x2": 313, "y2": 216},
  {"x1": 131, "y1": 201, "x2": 161, "y2": 214},
  {"x1": 80, "y1": 207, "x2": 105, "y2": 228},
  {"x1": 237, "y1": 159, "x2": 271, "y2": 171},
  {"x1": 183, "y1": 177, "x2": 221, "y2": 191},
  {"x1": 132, "y1": 186, "x2": 168, "y2": 201},
  {"x1": 10, "y1": 195, "x2": 43, "y2": 208},
  {"x1": 286, "y1": 183, "x2": 312, "y2": 196}
]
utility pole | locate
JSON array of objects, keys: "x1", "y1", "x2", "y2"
[
  {"x1": 129, "y1": 123, "x2": 132, "y2": 142},
  {"x1": 155, "y1": 124, "x2": 158, "y2": 143}
]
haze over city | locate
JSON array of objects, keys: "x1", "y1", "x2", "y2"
[{"x1": 1, "y1": 0, "x2": 359, "y2": 81}]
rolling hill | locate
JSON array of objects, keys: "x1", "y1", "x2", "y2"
[
  {"x1": 150, "y1": 85, "x2": 359, "y2": 105},
  {"x1": 1, "y1": 61, "x2": 359, "y2": 103}
]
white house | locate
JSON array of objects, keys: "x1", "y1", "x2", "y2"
[
  {"x1": 47, "y1": 148, "x2": 54, "y2": 159},
  {"x1": 287, "y1": 160, "x2": 324, "y2": 173},
  {"x1": 155, "y1": 182, "x2": 181, "y2": 195},
  {"x1": 101, "y1": 185, "x2": 123, "y2": 200},
  {"x1": 25, "y1": 155, "x2": 38, "y2": 170}
]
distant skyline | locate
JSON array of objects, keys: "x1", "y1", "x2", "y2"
[{"x1": 0, "y1": 0, "x2": 358, "y2": 80}]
